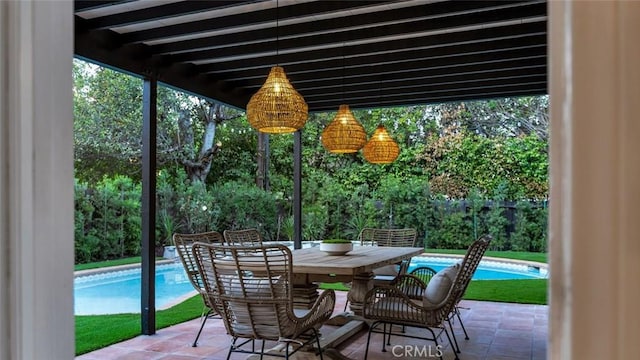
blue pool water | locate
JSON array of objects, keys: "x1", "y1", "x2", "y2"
[
  {"x1": 74, "y1": 262, "x2": 195, "y2": 315},
  {"x1": 409, "y1": 256, "x2": 548, "y2": 280}
]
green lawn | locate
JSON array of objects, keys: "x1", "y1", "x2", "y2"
[
  {"x1": 76, "y1": 295, "x2": 204, "y2": 355},
  {"x1": 421, "y1": 250, "x2": 548, "y2": 304},
  {"x1": 74, "y1": 256, "x2": 159, "y2": 271},
  {"x1": 425, "y1": 249, "x2": 547, "y2": 263},
  {"x1": 75, "y1": 250, "x2": 548, "y2": 355}
]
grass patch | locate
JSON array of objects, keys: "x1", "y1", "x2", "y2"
[
  {"x1": 425, "y1": 249, "x2": 547, "y2": 263},
  {"x1": 75, "y1": 257, "x2": 145, "y2": 271},
  {"x1": 464, "y1": 279, "x2": 547, "y2": 305},
  {"x1": 319, "y1": 279, "x2": 548, "y2": 305},
  {"x1": 76, "y1": 295, "x2": 203, "y2": 355},
  {"x1": 319, "y1": 282, "x2": 350, "y2": 291}
]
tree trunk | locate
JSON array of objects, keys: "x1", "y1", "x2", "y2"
[
  {"x1": 181, "y1": 102, "x2": 226, "y2": 183},
  {"x1": 256, "y1": 132, "x2": 269, "y2": 190}
]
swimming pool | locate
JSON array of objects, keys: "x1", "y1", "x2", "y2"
[
  {"x1": 74, "y1": 255, "x2": 547, "y2": 315},
  {"x1": 409, "y1": 256, "x2": 548, "y2": 280},
  {"x1": 74, "y1": 262, "x2": 196, "y2": 315}
]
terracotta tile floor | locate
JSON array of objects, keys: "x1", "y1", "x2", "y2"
[{"x1": 76, "y1": 291, "x2": 547, "y2": 360}]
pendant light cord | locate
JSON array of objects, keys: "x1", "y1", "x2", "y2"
[
  {"x1": 276, "y1": 0, "x2": 279, "y2": 63},
  {"x1": 342, "y1": 42, "x2": 345, "y2": 102}
]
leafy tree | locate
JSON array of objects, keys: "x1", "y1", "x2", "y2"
[
  {"x1": 162, "y1": 99, "x2": 243, "y2": 183},
  {"x1": 74, "y1": 59, "x2": 243, "y2": 184},
  {"x1": 418, "y1": 127, "x2": 548, "y2": 199},
  {"x1": 73, "y1": 61, "x2": 143, "y2": 182},
  {"x1": 430, "y1": 96, "x2": 549, "y2": 141}
]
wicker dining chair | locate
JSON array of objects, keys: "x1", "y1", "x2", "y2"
[
  {"x1": 223, "y1": 228, "x2": 264, "y2": 246},
  {"x1": 359, "y1": 228, "x2": 417, "y2": 280},
  {"x1": 362, "y1": 235, "x2": 491, "y2": 360},
  {"x1": 191, "y1": 243, "x2": 336, "y2": 360},
  {"x1": 446, "y1": 238, "x2": 491, "y2": 345},
  {"x1": 173, "y1": 231, "x2": 224, "y2": 347}
]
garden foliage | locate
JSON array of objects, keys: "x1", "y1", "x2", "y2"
[
  {"x1": 75, "y1": 171, "x2": 547, "y2": 263},
  {"x1": 73, "y1": 61, "x2": 549, "y2": 263}
]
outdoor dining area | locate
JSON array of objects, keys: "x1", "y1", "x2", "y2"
[
  {"x1": 68, "y1": 2, "x2": 551, "y2": 358},
  {"x1": 77, "y1": 229, "x2": 547, "y2": 360}
]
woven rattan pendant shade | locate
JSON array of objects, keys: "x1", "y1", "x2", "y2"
[
  {"x1": 321, "y1": 104, "x2": 367, "y2": 153},
  {"x1": 362, "y1": 125, "x2": 400, "y2": 164},
  {"x1": 246, "y1": 66, "x2": 308, "y2": 134}
]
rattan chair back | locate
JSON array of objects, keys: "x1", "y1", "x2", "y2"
[
  {"x1": 223, "y1": 228, "x2": 264, "y2": 246},
  {"x1": 359, "y1": 228, "x2": 417, "y2": 247},
  {"x1": 451, "y1": 235, "x2": 491, "y2": 303},
  {"x1": 191, "y1": 243, "x2": 336, "y2": 354},
  {"x1": 196, "y1": 244, "x2": 291, "y2": 340},
  {"x1": 172, "y1": 231, "x2": 224, "y2": 346},
  {"x1": 173, "y1": 231, "x2": 224, "y2": 292}
]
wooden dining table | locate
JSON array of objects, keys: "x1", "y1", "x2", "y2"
[
  {"x1": 288, "y1": 245, "x2": 424, "y2": 356},
  {"x1": 290, "y1": 245, "x2": 424, "y2": 314}
]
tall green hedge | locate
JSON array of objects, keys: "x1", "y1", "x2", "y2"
[{"x1": 74, "y1": 173, "x2": 547, "y2": 263}]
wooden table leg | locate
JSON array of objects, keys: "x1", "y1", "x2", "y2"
[
  {"x1": 346, "y1": 271, "x2": 374, "y2": 316},
  {"x1": 291, "y1": 273, "x2": 319, "y2": 309}
]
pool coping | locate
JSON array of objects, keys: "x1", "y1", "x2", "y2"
[
  {"x1": 416, "y1": 252, "x2": 548, "y2": 279},
  {"x1": 74, "y1": 259, "x2": 178, "y2": 278},
  {"x1": 419, "y1": 252, "x2": 548, "y2": 270},
  {"x1": 74, "y1": 253, "x2": 548, "y2": 278}
]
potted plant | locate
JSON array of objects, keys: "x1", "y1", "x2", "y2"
[
  {"x1": 319, "y1": 239, "x2": 353, "y2": 255},
  {"x1": 159, "y1": 209, "x2": 180, "y2": 259}
]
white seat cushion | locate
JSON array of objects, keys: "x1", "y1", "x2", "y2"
[
  {"x1": 373, "y1": 264, "x2": 400, "y2": 277},
  {"x1": 423, "y1": 263, "x2": 459, "y2": 307}
]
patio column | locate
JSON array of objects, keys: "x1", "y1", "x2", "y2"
[
  {"x1": 549, "y1": 1, "x2": 640, "y2": 359},
  {"x1": 0, "y1": 1, "x2": 74, "y2": 359},
  {"x1": 293, "y1": 130, "x2": 302, "y2": 249},
  {"x1": 141, "y1": 78, "x2": 158, "y2": 335}
]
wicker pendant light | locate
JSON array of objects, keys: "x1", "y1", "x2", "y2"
[
  {"x1": 246, "y1": 66, "x2": 308, "y2": 134},
  {"x1": 321, "y1": 104, "x2": 367, "y2": 153},
  {"x1": 362, "y1": 125, "x2": 400, "y2": 164}
]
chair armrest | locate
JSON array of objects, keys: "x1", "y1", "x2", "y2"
[
  {"x1": 363, "y1": 285, "x2": 425, "y2": 324},
  {"x1": 363, "y1": 283, "x2": 455, "y2": 327},
  {"x1": 393, "y1": 274, "x2": 427, "y2": 300},
  {"x1": 293, "y1": 289, "x2": 336, "y2": 331}
]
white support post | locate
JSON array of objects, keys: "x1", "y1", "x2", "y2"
[
  {"x1": 549, "y1": 1, "x2": 640, "y2": 359},
  {"x1": 0, "y1": 1, "x2": 74, "y2": 360}
]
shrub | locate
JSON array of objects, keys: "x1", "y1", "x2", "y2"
[
  {"x1": 511, "y1": 200, "x2": 548, "y2": 252},
  {"x1": 74, "y1": 175, "x2": 141, "y2": 262},
  {"x1": 212, "y1": 181, "x2": 279, "y2": 239},
  {"x1": 302, "y1": 204, "x2": 328, "y2": 241}
]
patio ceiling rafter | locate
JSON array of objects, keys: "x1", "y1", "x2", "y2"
[{"x1": 74, "y1": 0, "x2": 548, "y2": 112}]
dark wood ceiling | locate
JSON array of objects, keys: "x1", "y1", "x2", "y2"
[{"x1": 74, "y1": 0, "x2": 547, "y2": 113}]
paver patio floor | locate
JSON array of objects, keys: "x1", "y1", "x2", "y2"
[{"x1": 76, "y1": 291, "x2": 547, "y2": 360}]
